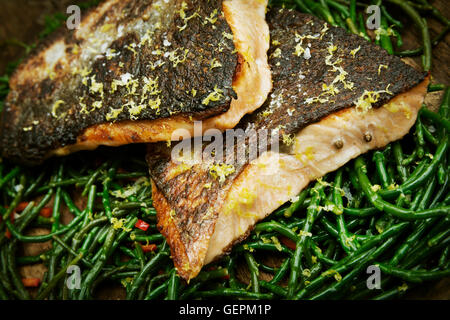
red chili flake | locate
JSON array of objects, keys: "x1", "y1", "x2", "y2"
[
  {"x1": 2, "y1": 212, "x2": 15, "y2": 239},
  {"x1": 141, "y1": 244, "x2": 157, "y2": 253},
  {"x1": 135, "y1": 219, "x2": 150, "y2": 231},
  {"x1": 39, "y1": 207, "x2": 53, "y2": 218},
  {"x1": 16, "y1": 202, "x2": 30, "y2": 212},
  {"x1": 279, "y1": 236, "x2": 296, "y2": 250},
  {"x1": 1, "y1": 216, "x2": 11, "y2": 238},
  {"x1": 21, "y1": 278, "x2": 40, "y2": 288}
]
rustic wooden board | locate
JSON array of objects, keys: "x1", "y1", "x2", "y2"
[{"x1": 0, "y1": 0, "x2": 448, "y2": 300}]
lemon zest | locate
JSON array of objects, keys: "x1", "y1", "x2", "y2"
[{"x1": 209, "y1": 163, "x2": 235, "y2": 183}]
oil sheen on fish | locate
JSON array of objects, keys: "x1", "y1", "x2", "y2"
[
  {"x1": 0, "y1": 0, "x2": 271, "y2": 165},
  {"x1": 146, "y1": 9, "x2": 428, "y2": 280}
]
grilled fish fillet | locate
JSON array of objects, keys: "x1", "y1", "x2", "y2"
[
  {"x1": 147, "y1": 8, "x2": 427, "y2": 280},
  {"x1": 0, "y1": 0, "x2": 271, "y2": 165}
]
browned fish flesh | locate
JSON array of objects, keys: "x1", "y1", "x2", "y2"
[
  {"x1": 0, "y1": 0, "x2": 271, "y2": 165},
  {"x1": 146, "y1": 8, "x2": 428, "y2": 280}
]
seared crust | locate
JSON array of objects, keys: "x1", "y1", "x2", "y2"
[
  {"x1": 151, "y1": 180, "x2": 192, "y2": 279},
  {"x1": 1, "y1": 0, "x2": 238, "y2": 165},
  {"x1": 147, "y1": 142, "x2": 238, "y2": 279},
  {"x1": 147, "y1": 9, "x2": 426, "y2": 280},
  {"x1": 247, "y1": 9, "x2": 426, "y2": 136}
]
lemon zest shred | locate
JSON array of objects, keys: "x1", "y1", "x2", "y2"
[
  {"x1": 378, "y1": 64, "x2": 388, "y2": 75},
  {"x1": 209, "y1": 163, "x2": 235, "y2": 183},
  {"x1": 51, "y1": 100, "x2": 65, "y2": 118},
  {"x1": 210, "y1": 58, "x2": 223, "y2": 70},
  {"x1": 202, "y1": 85, "x2": 224, "y2": 105},
  {"x1": 271, "y1": 236, "x2": 283, "y2": 252},
  {"x1": 350, "y1": 46, "x2": 361, "y2": 58}
]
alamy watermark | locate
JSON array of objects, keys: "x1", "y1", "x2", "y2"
[
  {"x1": 64, "y1": 4, "x2": 382, "y2": 31},
  {"x1": 366, "y1": 265, "x2": 381, "y2": 290},
  {"x1": 59, "y1": 3, "x2": 384, "y2": 171},
  {"x1": 366, "y1": 5, "x2": 381, "y2": 30},
  {"x1": 66, "y1": 265, "x2": 81, "y2": 290},
  {"x1": 66, "y1": 5, "x2": 81, "y2": 30},
  {"x1": 169, "y1": 121, "x2": 281, "y2": 171}
]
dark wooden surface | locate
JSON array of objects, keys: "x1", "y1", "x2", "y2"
[{"x1": 0, "y1": 0, "x2": 448, "y2": 300}]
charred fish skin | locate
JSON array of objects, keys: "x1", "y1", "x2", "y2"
[
  {"x1": 147, "y1": 140, "x2": 241, "y2": 280},
  {"x1": 1, "y1": 0, "x2": 238, "y2": 165},
  {"x1": 147, "y1": 9, "x2": 427, "y2": 280},
  {"x1": 249, "y1": 8, "x2": 427, "y2": 137}
]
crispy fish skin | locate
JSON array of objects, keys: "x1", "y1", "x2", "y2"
[
  {"x1": 51, "y1": 0, "x2": 271, "y2": 159},
  {"x1": 147, "y1": 9, "x2": 427, "y2": 280},
  {"x1": 248, "y1": 9, "x2": 426, "y2": 136},
  {"x1": 205, "y1": 77, "x2": 429, "y2": 264},
  {"x1": 1, "y1": 0, "x2": 271, "y2": 165},
  {"x1": 148, "y1": 143, "x2": 241, "y2": 279}
]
